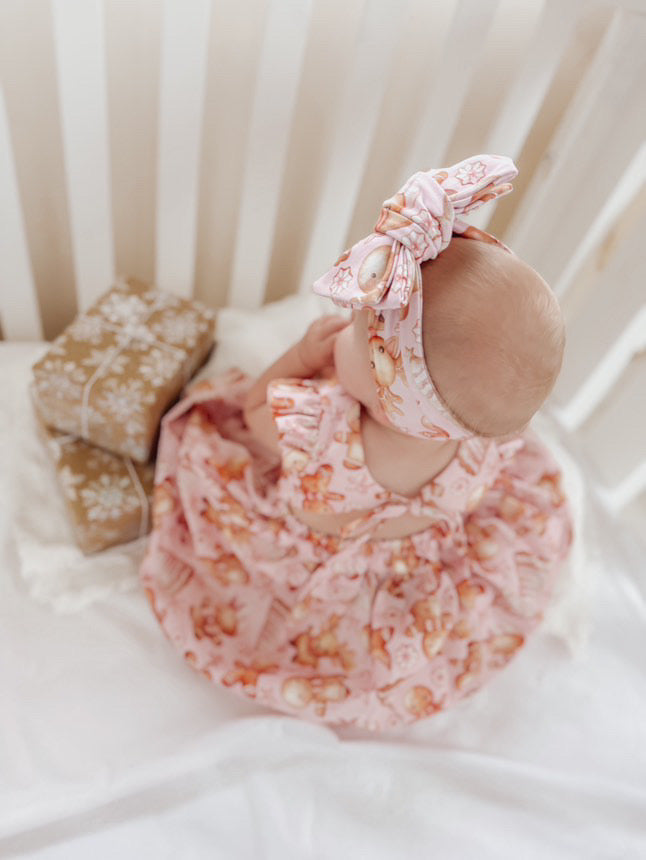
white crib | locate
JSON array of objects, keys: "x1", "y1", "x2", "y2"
[{"x1": 2, "y1": 3, "x2": 646, "y2": 856}]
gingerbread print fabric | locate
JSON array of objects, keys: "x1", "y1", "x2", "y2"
[{"x1": 140, "y1": 370, "x2": 572, "y2": 732}]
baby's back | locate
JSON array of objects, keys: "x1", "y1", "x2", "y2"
[
  {"x1": 268, "y1": 377, "x2": 470, "y2": 540},
  {"x1": 293, "y1": 409, "x2": 460, "y2": 539}
]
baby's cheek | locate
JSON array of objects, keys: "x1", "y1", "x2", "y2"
[
  {"x1": 333, "y1": 327, "x2": 354, "y2": 387},
  {"x1": 333, "y1": 327, "x2": 347, "y2": 373},
  {"x1": 335, "y1": 315, "x2": 382, "y2": 413},
  {"x1": 359, "y1": 364, "x2": 384, "y2": 416}
]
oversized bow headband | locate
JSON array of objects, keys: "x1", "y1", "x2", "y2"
[{"x1": 312, "y1": 154, "x2": 518, "y2": 439}]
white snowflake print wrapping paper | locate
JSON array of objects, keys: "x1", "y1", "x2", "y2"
[
  {"x1": 31, "y1": 277, "x2": 216, "y2": 463},
  {"x1": 35, "y1": 414, "x2": 156, "y2": 554}
]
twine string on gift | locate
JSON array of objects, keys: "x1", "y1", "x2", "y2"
[
  {"x1": 47, "y1": 433, "x2": 78, "y2": 458},
  {"x1": 44, "y1": 425, "x2": 150, "y2": 541},
  {"x1": 123, "y1": 457, "x2": 151, "y2": 539},
  {"x1": 79, "y1": 295, "x2": 193, "y2": 440}
]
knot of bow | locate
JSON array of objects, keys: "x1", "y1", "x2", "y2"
[{"x1": 313, "y1": 154, "x2": 517, "y2": 310}]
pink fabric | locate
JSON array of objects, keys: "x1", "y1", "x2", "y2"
[
  {"x1": 140, "y1": 369, "x2": 573, "y2": 732},
  {"x1": 312, "y1": 154, "x2": 518, "y2": 439}
]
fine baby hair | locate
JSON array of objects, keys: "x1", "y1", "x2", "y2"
[{"x1": 419, "y1": 236, "x2": 565, "y2": 438}]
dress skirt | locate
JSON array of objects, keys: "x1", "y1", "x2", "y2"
[{"x1": 140, "y1": 369, "x2": 573, "y2": 732}]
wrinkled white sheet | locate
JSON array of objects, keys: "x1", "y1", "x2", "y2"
[{"x1": 2, "y1": 310, "x2": 645, "y2": 858}]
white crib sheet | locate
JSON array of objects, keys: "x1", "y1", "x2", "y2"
[{"x1": 2, "y1": 322, "x2": 645, "y2": 858}]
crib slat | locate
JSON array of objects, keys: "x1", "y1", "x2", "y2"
[
  {"x1": 599, "y1": 461, "x2": 646, "y2": 514},
  {"x1": 467, "y1": 0, "x2": 582, "y2": 232},
  {"x1": 399, "y1": 0, "x2": 499, "y2": 180},
  {"x1": 577, "y1": 352, "x2": 646, "y2": 508},
  {"x1": 505, "y1": 8, "x2": 646, "y2": 285},
  {"x1": 553, "y1": 305, "x2": 646, "y2": 433},
  {"x1": 0, "y1": 87, "x2": 43, "y2": 340},
  {"x1": 228, "y1": 0, "x2": 313, "y2": 309},
  {"x1": 299, "y1": 0, "x2": 411, "y2": 293},
  {"x1": 553, "y1": 142, "x2": 646, "y2": 297},
  {"x1": 52, "y1": 0, "x2": 114, "y2": 311},
  {"x1": 550, "y1": 181, "x2": 646, "y2": 432},
  {"x1": 155, "y1": 0, "x2": 211, "y2": 298}
]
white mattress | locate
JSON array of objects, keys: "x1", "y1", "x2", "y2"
[{"x1": 2, "y1": 302, "x2": 645, "y2": 859}]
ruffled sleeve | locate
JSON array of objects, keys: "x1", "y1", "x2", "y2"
[{"x1": 267, "y1": 377, "x2": 332, "y2": 466}]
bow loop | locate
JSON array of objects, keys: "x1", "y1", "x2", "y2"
[
  {"x1": 316, "y1": 234, "x2": 408, "y2": 310},
  {"x1": 313, "y1": 154, "x2": 517, "y2": 310}
]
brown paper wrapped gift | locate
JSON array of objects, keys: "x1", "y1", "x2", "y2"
[
  {"x1": 31, "y1": 277, "x2": 215, "y2": 462},
  {"x1": 36, "y1": 417, "x2": 156, "y2": 555}
]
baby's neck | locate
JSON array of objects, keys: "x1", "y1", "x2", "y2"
[
  {"x1": 362, "y1": 405, "x2": 454, "y2": 452},
  {"x1": 360, "y1": 406, "x2": 459, "y2": 492}
]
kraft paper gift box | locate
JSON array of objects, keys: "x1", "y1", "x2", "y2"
[
  {"x1": 31, "y1": 276, "x2": 216, "y2": 463},
  {"x1": 35, "y1": 416, "x2": 156, "y2": 555}
]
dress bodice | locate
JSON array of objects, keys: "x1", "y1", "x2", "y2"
[{"x1": 267, "y1": 376, "x2": 516, "y2": 538}]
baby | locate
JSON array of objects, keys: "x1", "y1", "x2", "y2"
[
  {"x1": 140, "y1": 155, "x2": 573, "y2": 733},
  {"x1": 243, "y1": 234, "x2": 565, "y2": 540}
]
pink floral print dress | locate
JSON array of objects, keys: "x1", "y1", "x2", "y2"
[{"x1": 140, "y1": 369, "x2": 573, "y2": 732}]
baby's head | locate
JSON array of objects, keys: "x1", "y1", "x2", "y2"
[
  {"x1": 419, "y1": 237, "x2": 565, "y2": 437},
  {"x1": 334, "y1": 236, "x2": 565, "y2": 439}
]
